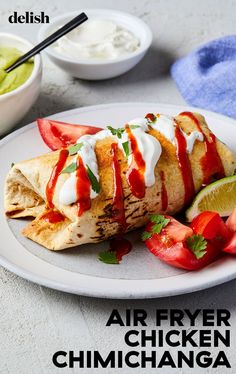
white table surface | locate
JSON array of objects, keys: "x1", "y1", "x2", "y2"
[{"x1": 1, "y1": 0, "x2": 236, "y2": 373}]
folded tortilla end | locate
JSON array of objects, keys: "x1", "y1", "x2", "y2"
[
  {"x1": 22, "y1": 214, "x2": 74, "y2": 251},
  {"x1": 4, "y1": 165, "x2": 45, "y2": 218}
]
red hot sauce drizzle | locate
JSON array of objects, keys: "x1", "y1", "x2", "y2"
[
  {"x1": 145, "y1": 113, "x2": 156, "y2": 123},
  {"x1": 179, "y1": 112, "x2": 225, "y2": 185},
  {"x1": 76, "y1": 155, "x2": 91, "y2": 217},
  {"x1": 125, "y1": 125, "x2": 146, "y2": 199},
  {"x1": 41, "y1": 149, "x2": 69, "y2": 224},
  {"x1": 40, "y1": 210, "x2": 65, "y2": 224},
  {"x1": 109, "y1": 237, "x2": 132, "y2": 262},
  {"x1": 160, "y1": 171, "x2": 168, "y2": 211},
  {"x1": 109, "y1": 143, "x2": 132, "y2": 262},
  {"x1": 174, "y1": 124, "x2": 195, "y2": 205},
  {"x1": 111, "y1": 143, "x2": 127, "y2": 231},
  {"x1": 46, "y1": 149, "x2": 69, "y2": 209}
]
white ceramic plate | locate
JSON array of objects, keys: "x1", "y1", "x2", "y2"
[{"x1": 1, "y1": 102, "x2": 236, "y2": 299}]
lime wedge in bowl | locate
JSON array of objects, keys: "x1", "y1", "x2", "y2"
[{"x1": 186, "y1": 175, "x2": 236, "y2": 222}]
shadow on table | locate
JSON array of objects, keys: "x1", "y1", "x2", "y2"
[{"x1": 75, "y1": 46, "x2": 177, "y2": 88}]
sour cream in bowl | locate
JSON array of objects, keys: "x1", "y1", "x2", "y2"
[
  {"x1": 54, "y1": 19, "x2": 140, "y2": 60},
  {"x1": 38, "y1": 9, "x2": 152, "y2": 80}
]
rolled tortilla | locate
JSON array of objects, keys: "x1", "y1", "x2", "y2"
[{"x1": 4, "y1": 112, "x2": 236, "y2": 250}]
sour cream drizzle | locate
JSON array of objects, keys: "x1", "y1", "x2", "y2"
[
  {"x1": 125, "y1": 125, "x2": 146, "y2": 199},
  {"x1": 126, "y1": 118, "x2": 162, "y2": 190},
  {"x1": 58, "y1": 113, "x2": 205, "y2": 211},
  {"x1": 59, "y1": 131, "x2": 110, "y2": 205},
  {"x1": 59, "y1": 119, "x2": 162, "y2": 205},
  {"x1": 179, "y1": 112, "x2": 225, "y2": 184},
  {"x1": 147, "y1": 113, "x2": 204, "y2": 204},
  {"x1": 149, "y1": 114, "x2": 204, "y2": 153}
]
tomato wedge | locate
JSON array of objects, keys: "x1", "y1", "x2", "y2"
[
  {"x1": 162, "y1": 216, "x2": 193, "y2": 242},
  {"x1": 226, "y1": 207, "x2": 236, "y2": 232},
  {"x1": 144, "y1": 217, "x2": 192, "y2": 256},
  {"x1": 222, "y1": 208, "x2": 236, "y2": 253},
  {"x1": 223, "y1": 232, "x2": 236, "y2": 254},
  {"x1": 191, "y1": 211, "x2": 231, "y2": 243},
  {"x1": 151, "y1": 240, "x2": 218, "y2": 271},
  {"x1": 144, "y1": 215, "x2": 223, "y2": 271},
  {"x1": 37, "y1": 118, "x2": 102, "y2": 150}
]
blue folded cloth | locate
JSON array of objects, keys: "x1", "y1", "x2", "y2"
[{"x1": 171, "y1": 35, "x2": 236, "y2": 118}]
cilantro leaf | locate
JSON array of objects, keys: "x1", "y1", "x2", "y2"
[
  {"x1": 141, "y1": 231, "x2": 152, "y2": 241},
  {"x1": 186, "y1": 234, "x2": 207, "y2": 259},
  {"x1": 129, "y1": 124, "x2": 140, "y2": 130},
  {"x1": 61, "y1": 162, "x2": 77, "y2": 174},
  {"x1": 149, "y1": 215, "x2": 170, "y2": 234},
  {"x1": 107, "y1": 125, "x2": 117, "y2": 136},
  {"x1": 142, "y1": 215, "x2": 170, "y2": 240},
  {"x1": 122, "y1": 141, "x2": 130, "y2": 158},
  {"x1": 86, "y1": 165, "x2": 100, "y2": 193},
  {"x1": 152, "y1": 223, "x2": 166, "y2": 234},
  {"x1": 68, "y1": 142, "x2": 83, "y2": 155},
  {"x1": 116, "y1": 129, "x2": 125, "y2": 139},
  {"x1": 107, "y1": 126, "x2": 125, "y2": 139},
  {"x1": 98, "y1": 251, "x2": 119, "y2": 264}
]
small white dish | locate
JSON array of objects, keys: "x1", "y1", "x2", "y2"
[
  {"x1": 38, "y1": 9, "x2": 152, "y2": 80},
  {"x1": 1, "y1": 102, "x2": 236, "y2": 298},
  {"x1": 0, "y1": 33, "x2": 42, "y2": 136}
]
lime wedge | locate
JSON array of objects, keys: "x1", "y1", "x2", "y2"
[{"x1": 186, "y1": 175, "x2": 236, "y2": 222}]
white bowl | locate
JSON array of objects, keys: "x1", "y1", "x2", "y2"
[
  {"x1": 0, "y1": 33, "x2": 42, "y2": 136},
  {"x1": 38, "y1": 9, "x2": 152, "y2": 80}
]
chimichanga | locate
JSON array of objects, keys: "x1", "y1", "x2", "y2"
[{"x1": 4, "y1": 112, "x2": 236, "y2": 250}]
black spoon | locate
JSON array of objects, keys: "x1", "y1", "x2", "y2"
[{"x1": 5, "y1": 12, "x2": 88, "y2": 73}]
